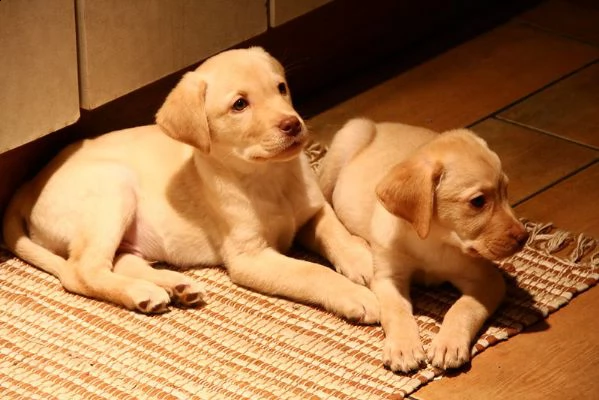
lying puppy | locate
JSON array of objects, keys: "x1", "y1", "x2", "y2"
[
  {"x1": 320, "y1": 118, "x2": 528, "y2": 371},
  {"x1": 3, "y1": 47, "x2": 377, "y2": 323}
]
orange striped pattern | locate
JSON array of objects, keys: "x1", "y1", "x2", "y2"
[{"x1": 1, "y1": 223, "x2": 597, "y2": 399}]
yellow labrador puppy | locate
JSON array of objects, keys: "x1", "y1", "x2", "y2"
[
  {"x1": 3, "y1": 48, "x2": 378, "y2": 323},
  {"x1": 320, "y1": 118, "x2": 528, "y2": 371}
]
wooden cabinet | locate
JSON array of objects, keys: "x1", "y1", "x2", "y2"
[
  {"x1": 77, "y1": 0, "x2": 267, "y2": 109},
  {"x1": 0, "y1": 0, "x2": 330, "y2": 152},
  {"x1": 0, "y1": 0, "x2": 80, "y2": 153},
  {"x1": 269, "y1": 0, "x2": 332, "y2": 27}
]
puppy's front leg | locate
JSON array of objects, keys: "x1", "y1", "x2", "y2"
[
  {"x1": 226, "y1": 247, "x2": 379, "y2": 324},
  {"x1": 428, "y1": 262, "x2": 506, "y2": 369},
  {"x1": 297, "y1": 203, "x2": 373, "y2": 285},
  {"x1": 371, "y1": 250, "x2": 426, "y2": 372}
]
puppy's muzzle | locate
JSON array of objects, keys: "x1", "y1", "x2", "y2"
[
  {"x1": 279, "y1": 116, "x2": 303, "y2": 137},
  {"x1": 484, "y1": 222, "x2": 529, "y2": 260},
  {"x1": 509, "y1": 223, "x2": 529, "y2": 251}
]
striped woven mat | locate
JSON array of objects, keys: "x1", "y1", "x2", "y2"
[
  {"x1": 1, "y1": 142, "x2": 598, "y2": 399},
  {"x1": 1, "y1": 222, "x2": 598, "y2": 399}
]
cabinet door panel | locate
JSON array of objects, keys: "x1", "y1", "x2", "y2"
[
  {"x1": 77, "y1": 0, "x2": 267, "y2": 109},
  {"x1": 0, "y1": 0, "x2": 79, "y2": 152},
  {"x1": 269, "y1": 0, "x2": 332, "y2": 27}
]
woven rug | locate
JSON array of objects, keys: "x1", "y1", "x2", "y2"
[{"x1": 1, "y1": 144, "x2": 598, "y2": 399}]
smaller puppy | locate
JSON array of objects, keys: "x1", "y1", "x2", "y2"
[{"x1": 320, "y1": 118, "x2": 528, "y2": 372}]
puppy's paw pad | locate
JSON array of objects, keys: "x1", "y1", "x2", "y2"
[
  {"x1": 427, "y1": 334, "x2": 471, "y2": 370},
  {"x1": 333, "y1": 286, "x2": 379, "y2": 324},
  {"x1": 128, "y1": 283, "x2": 170, "y2": 314},
  {"x1": 173, "y1": 281, "x2": 207, "y2": 307},
  {"x1": 138, "y1": 299, "x2": 169, "y2": 314},
  {"x1": 383, "y1": 337, "x2": 426, "y2": 373}
]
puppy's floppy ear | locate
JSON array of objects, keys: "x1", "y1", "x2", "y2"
[
  {"x1": 376, "y1": 157, "x2": 443, "y2": 239},
  {"x1": 156, "y1": 72, "x2": 210, "y2": 153}
]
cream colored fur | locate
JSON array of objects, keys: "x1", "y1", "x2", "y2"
[
  {"x1": 3, "y1": 48, "x2": 378, "y2": 322},
  {"x1": 320, "y1": 118, "x2": 529, "y2": 371}
]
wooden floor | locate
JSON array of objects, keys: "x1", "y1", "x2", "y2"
[{"x1": 306, "y1": 1, "x2": 599, "y2": 399}]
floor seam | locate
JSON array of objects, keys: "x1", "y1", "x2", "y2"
[
  {"x1": 494, "y1": 117, "x2": 599, "y2": 152},
  {"x1": 466, "y1": 58, "x2": 599, "y2": 129},
  {"x1": 514, "y1": 18, "x2": 599, "y2": 49},
  {"x1": 513, "y1": 158, "x2": 599, "y2": 207}
]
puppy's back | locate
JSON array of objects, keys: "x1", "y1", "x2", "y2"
[
  {"x1": 320, "y1": 120, "x2": 436, "y2": 237},
  {"x1": 372, "y1": 122, "x2": 437, "y2": 157},
  {"x1": 319, "y1": 118, "x2": 377, "y2": 202}
]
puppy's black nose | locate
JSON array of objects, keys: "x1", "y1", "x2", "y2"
[{"x1": 279, "y1": 116, "x2": 302, "y2": 137}]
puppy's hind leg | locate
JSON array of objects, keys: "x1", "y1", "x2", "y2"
[
  {"x1": 58, "y1": 168, "x2": 170, "y2": 313},
  {"x1": 113, "y1": 253, "x2": 207, "y2": 307}
]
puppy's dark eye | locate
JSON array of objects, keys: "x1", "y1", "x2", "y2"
[
  {"x1": 232, "y1": 98, "x2": 249, "y2": 111},
  {"x1": 277, "y1": 82, "x2": 287, "y2": 95},
  {"x1": 470, "y1": 195, "x2": 486, "y2": 209}
]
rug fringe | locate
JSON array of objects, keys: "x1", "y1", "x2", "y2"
[
  {"x1": 524, "y1": 220, "x2": 571, "y2": 254},
  {"x1": 569, "y1": 234, "x2": 597, "y2": 263},
  {"x1": 524, "y1": 220, "x2": 597, "y2": 267},
  {"x1": 304, "y1": 140, "x2": 328, "y2": 174}
]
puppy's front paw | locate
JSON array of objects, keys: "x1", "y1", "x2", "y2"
[
  {"x1": 331, "y1": 285, "x2": 379, "y2": 324},
  {"x1": 428, "y1": 332, "x2": 471, "y2": 369},
  {"x1": 126, "y1": 281, "x2": 171, "y2": 314},
  {"x1": 336, "y1": 236, "x2": 373, "y2": 286},
  {"x1": 382, "y1": 335, "x2": 426, "y2": 373}
]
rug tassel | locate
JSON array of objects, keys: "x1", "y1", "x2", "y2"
[
  {"x1": 544, "y1": 230, "x2": 571, "y2": 254},
  {"x1": 304, "y1": 140, "x2": 328, "y2": 174},
  {"x1": 524, "y1": 221, "x2": 553, "y2": 242},
  {"x1": 524, "y1": 221, "x2": 571, "y2": 254},
  {"x1": 590, "y1": 251, "x2": 599, "y2": 270},
  {"x1": 568, "y1": 234, "x2": 597, "y2": 263}
]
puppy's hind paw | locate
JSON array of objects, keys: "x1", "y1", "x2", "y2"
[
  {"x1": 127, "y1": 281, "x2": 171, "y2": 314},
  {"x1": 173, "y1": 281, "x2": 208, "y2": 307}
]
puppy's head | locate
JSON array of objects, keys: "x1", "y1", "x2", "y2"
[
  {"x1": 156, "y1": 47, "x2": 307, "y2": 162},
  {"x1": 376, "y1": 129, "x2": 528, "y2": 261}
]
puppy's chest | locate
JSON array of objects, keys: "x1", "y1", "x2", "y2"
[
  {"x1": 248, "y1": 182, "x2": 316, "y2": 250},
  {"x1": 406, "y1": 246, "x2": 466, "y2": 286},
  {"x1": 412, "y1": 268, "x2": 448, "y2": 286}
]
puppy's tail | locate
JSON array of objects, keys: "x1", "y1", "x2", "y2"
[
  {"x1": 319, "y1": 118, "x2": 377, "y2": 202},
  {"x1": 3, "y1": 191, "x2": 67, "y2": 278}
]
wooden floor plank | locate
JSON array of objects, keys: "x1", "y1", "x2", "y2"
[
  {"x1": 309, "y1": 22, "x2": 599, "y2": 145},
  {"x1": 516, "y1": 162, "x2": 599, "y2": 238},
  {"x1": 472, "y1": 118, "x2": 598, "y2": 204},
  {"x1": 413, "y1": 287, "x2": 599, "y2": 400},
  {"x1": 499, "y1": 62, "x2": 599, "y2": 149},
  {"x1": 518, "y1": 0, "x2": 599, "y2": 46}
]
